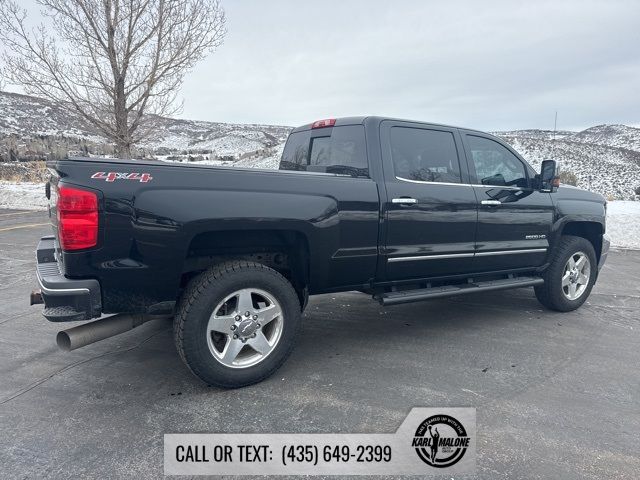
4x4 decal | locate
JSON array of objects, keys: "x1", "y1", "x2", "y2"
[{"x1": 91, "y1": 172, "x2": 153, "y2": 183}]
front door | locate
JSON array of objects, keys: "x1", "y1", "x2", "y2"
[
  {"x1": 381, "y1": 121, "x2": 478, "y2": 280},
  {"x1": 461, "y1": 132, "x2": 554, "y2": 272}
]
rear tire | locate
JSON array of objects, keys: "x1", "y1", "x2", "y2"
[
  {"x1": 174, "y1": 261, "x2": 301, "y2": 388},
  {"x1": 535, "y1": 235, "x2": 597, "y2": 312}
]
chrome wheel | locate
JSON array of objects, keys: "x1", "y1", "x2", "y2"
[
  {"x1": 207, "y1": 288, "x2": 283, "y2": 368},
  {"x1": 562, "y1": 251, "x2": 590, "y2": 301}
]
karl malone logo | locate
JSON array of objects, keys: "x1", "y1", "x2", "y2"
[{"x1": 412, "y1": 414, "x2": 470, "y2": 468}]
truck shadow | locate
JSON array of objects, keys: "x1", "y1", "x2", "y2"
[
  {"x1": 302, "y1": 288, "x2": 551, "y2": 338},
  {"x1": 47, "y1": 288, "x2": 565, "y2": 392}
]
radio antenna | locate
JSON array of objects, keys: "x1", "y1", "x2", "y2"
[{"x1": 552, "y1": 111, "x2": 558, "y2": 155}]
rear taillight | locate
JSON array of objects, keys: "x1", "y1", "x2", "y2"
[{"x1": 57, "y1": 186, "x2": 99, "y2": 251}]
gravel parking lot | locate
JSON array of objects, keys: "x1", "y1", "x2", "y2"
[{"x1": 1, "y1": 209, "x2": 639, "y2": 479}]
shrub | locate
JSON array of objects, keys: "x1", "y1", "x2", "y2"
[{"x1": 559, "y1": 170, "x2": 578, "y2": 186}]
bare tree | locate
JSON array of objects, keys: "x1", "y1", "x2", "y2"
[{"x1": 0, "y1": 0, "x2": 226, "y2": 158}]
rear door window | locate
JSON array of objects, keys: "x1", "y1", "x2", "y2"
[
  {"x1": 280, "y1": 125, "x2": 368, "y2": 177},
  {"x1": 389, "y1": 127, "x2": 462, "y2": 183}
]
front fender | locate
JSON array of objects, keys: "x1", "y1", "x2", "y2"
[{"x1": 548, "y1": 185, "x2": 606, "y2": 265}]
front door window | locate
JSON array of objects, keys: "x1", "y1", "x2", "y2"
[{"x1": 467, "y1": 135, "x2": 528, "y2": 188}]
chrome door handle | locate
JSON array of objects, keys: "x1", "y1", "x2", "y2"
[
  {"x1": 481, "y1": 200, "x2": 501, "y2": 206},
  {"x1": 392, "y1": 198, "x2": 417, "y2": 205}
]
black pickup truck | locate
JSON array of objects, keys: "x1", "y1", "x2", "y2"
[{"x1": 33, "y1": 116, "x2": 610, "y2": 387}]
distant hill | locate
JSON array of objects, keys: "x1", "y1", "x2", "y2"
[
  {"x1": 0, "y1": 90, "x2": 290, "y2": 162},
  {"x1": 494, "y1": 126, "x2": 640, "y2": 199},
  {"x1": 1, "y1": 90, "x2": 639, "y2": 199}
]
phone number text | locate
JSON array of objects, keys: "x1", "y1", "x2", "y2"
[{"x1": 282, "y1": 444, "x2": 392, "y2": 466}]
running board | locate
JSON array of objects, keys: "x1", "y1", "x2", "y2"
[{"x1": 376, "y1": 276, "x2": 544, "y2": 306}]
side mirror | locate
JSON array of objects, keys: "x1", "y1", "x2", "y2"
[{"x1": 540, "y1": 160, "x2": 560, "y2": 192}]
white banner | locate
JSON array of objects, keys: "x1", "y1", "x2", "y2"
[{"x1": 164, "y1": 407, "x2": 475, "y2": 476}]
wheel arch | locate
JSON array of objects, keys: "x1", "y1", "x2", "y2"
[
  {"x1": 560, "y1": 221, "x2": 604, "y2": 263},
  {"x1": 181, "y1": 228, "x2": 310, "y2": 307}
]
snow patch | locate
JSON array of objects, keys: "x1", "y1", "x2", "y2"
[
  {"x1": 606, "y1": 201, "x2": 640, "y2": 250},
  {"x1": 0, "y1": 182, "x2": 48, "y2": 210}
]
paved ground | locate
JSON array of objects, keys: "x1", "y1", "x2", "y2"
[{"x1": 0, "y1": 209, "x2": 638, "y2": 479}]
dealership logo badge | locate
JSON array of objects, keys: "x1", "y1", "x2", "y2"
[{"x1": 412, "y1": 414, "x2": 470, "y2": 468}]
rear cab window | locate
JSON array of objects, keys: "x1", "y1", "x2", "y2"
[{"x1": 279, "y1": 125, "x2": 369, "y2": 178}]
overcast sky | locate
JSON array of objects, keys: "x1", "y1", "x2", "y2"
[{"x1": 8, "y1": 0, "x2": 640, "y2": 131}]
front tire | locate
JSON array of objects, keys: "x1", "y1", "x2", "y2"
[
  {"x1": 174, "y1": 261, "x2": 301, "y2": 388},
  {"x1": 535, "y1": 235, "x2": 597, "y2": 312}
]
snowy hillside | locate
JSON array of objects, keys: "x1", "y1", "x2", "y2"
[
  {"x1": 0, "y1": 90, "x2": 104, "y2": 142},
  {"x1": 571, "y1": 125, "x2": 640, "y2": 152},
  {"x1": 137, "y1": 116, "x2": 290, "y2": 158},
  {"x1": 0, "y1": 91, "x2": 290, "y2": 162},
  {"x1": 494, "y1": 124, "x2": 640, "y2": 150},
  {"x1": 1, "y1": 90, "x2": 640, "y2": 199},
  {"x1": 495, "y1": 127, "x2": 640, "y2": 200}
]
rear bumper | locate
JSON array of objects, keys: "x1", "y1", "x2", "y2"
[
  {"x1": 35, "y1": 236, "x2": 102, "y2": 322},
  {"x1": 598, "y1": 233, "x2": 611, "y2": 272}
]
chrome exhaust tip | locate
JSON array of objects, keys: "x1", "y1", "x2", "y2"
[{"x1": 57, "y1": 313, "x2": 171, "y2": 351}]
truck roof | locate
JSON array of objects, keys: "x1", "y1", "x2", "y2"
[{"x1": 291, "y1": 116, "x2": 487, "y2": 135}]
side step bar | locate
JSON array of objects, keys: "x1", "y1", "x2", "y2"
[{"x1": 376, "y1": 276, "x2": 544, "y2": 306}]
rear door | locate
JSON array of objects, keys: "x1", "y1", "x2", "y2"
[
  {"x1": 380, "y1": 121, "x2": 478, "y2": 280},
  {"x1": 279, "y1": 122, "x2": 380, "y2": 290},
  {"x1": 461, "y1": 132, "x2": 554, "y2": 271}
]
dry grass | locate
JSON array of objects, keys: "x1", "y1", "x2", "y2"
[{"x1": 0, "y1": 161, "x2": 48, "y2": 182}]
